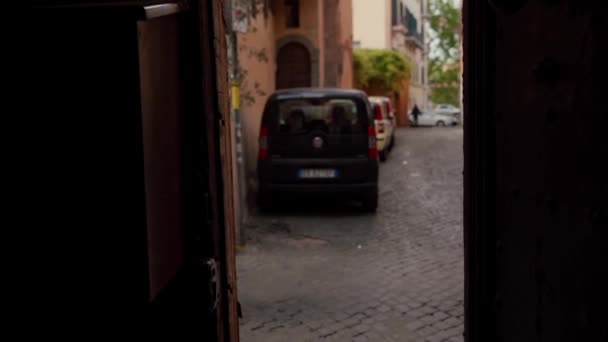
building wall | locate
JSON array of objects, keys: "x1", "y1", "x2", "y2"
[
  {"x1": 401, "y1": 0, "x2": 427, "y2": 110},
  {"x1": 317, "y1": 0, "x2": 325, "y2": 86},
  {"x1": 389, "y1": 0, "x2": 428, "y2": 111},
  {"x1": 338, "y1": 0, "x2": 354, "y2": 88},
  {"x1": 352, "y1": 0, "x2": 390, "y2": 49},
  {"x1": 409, "y1": 84, "x2": 426, "y2": 110},
  {"x1": 272, "y1": 0, "x2": 323, "y2": 86},
  {"x1": 405, "y1": 46, "x2": 427, "y2": 109},
  {"x1": 238, "y1": 13, "x2": 276, "y2": 192},
  {"x1": 273, "y1": 0, "x2": 320, "y2": 48},
  {"x1": 353, "y1": 0, "x2": 428, "y2": 110},
  {"x1": 323, "y1": 0, "x2": 338, "y2": 87},
  {"x1": 323, "y1": 0, "x2": 354, "y2": 88},
  {"x1": 384, "y1": 0, "x2": 392, "y2": 48}
]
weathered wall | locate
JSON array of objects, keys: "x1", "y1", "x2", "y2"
[
  {"x1": 385, "y1": 0, "x2": 393, "y2": 48},
  {"x1": 273, "y1": 0, "x2": 320, "y2": 58},
  {"x1": 404, "y1": 41, "x2": 426, "y2": 109},
  {"x1": 352, "y1": 0, "x2": 391, "y2": 49},
  {"x1": 323, "y1": 0, "x2": 339, "y2": 87},
  {"x1": 316, "y1": 0, "x2": 325, "y2": 86},
  {"x1": 339, "y1": 0, "x2": 354, "y2": 88},
  {"x1": 324, "y1": 0, "x2": 354, "y2": 88},
  {"x1": 238, "y1": 13, "x2": 276, "y2": 194}
]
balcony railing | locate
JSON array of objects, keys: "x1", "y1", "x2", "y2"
[{"x1": 406, "y1": 30, "x2": 424, "y2": 48}]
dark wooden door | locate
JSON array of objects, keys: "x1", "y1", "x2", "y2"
[
  {"x1": 276, "y1": 42, "x2": 311, "y2": 89},
  {"x1": 29, "y1": 1, "x2": 238, "y2": 340}
]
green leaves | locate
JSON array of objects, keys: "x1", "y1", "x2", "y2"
[
  {"x1": 430, "y1": 86, "x2": 459, "y2": 106},
  {"x1": 428, "y1": 0, "x2": 461, "y2": 106},
  {"x1": 428, "y1": 0, "x2": 460, "y2": 59},
  {"x1": 354, "y1": 49, "x2": 411, "y2": 92}
]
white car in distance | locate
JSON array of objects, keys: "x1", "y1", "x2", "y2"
[{"x1": 409, "y1": 111, "x2": 459, "y2": 127}]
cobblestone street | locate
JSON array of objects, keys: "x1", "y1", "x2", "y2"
[{"x1": 237, "y1": 128, "x2": 464, "y2": 342}]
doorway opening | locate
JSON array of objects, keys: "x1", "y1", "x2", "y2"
[{"x1": 235, "y1": 1, "x2": 465, "y2": 341}]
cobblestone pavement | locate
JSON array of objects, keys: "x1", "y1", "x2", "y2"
[{"x1": 237, "y1": 128, "x2": 464, "y2": 342}]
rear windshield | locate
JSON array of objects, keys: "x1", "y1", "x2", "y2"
[{"x1": 264, "y1": 97, "x2": 368, "y2": 135}]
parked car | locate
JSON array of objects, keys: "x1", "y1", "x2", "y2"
[
  {"x1": 369, "y1": 96, "x2": 396, "y2": 127},
  {"x1": 368, "y1": 96, "x2": 395, "y2": 162},
  {"x1": 435, "y1": 104, "x2": 461, "y2": 121},
  {"x1": 409, "y1": 110, "x2": 459, "y2": 127},
  {"x1": 257, "y1": 88, "x2": 379, "y2": 212}
]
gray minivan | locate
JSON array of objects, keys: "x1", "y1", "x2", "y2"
[{"x1": 257, "y1": 88, "x2": 379, "y2": 212}]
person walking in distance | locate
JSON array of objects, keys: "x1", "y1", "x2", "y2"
[{"x1": 411, "y1": 104, "x2": 421, "y2": 127}]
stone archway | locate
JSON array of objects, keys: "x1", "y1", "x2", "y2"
[{"x1": 275, "y1": 34, "x2": 319, "y2": 88}]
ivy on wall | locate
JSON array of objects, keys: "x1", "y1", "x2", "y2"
[{"x1": 236, "y1": 32, "x2": 269, "y2": 107}]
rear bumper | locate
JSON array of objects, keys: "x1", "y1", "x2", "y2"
[
  {"x1": 376, "y1": 137, "x2": 387, "y2": 151},
  {"x1": 259, "y1": 182, "x2": 378, "y2": 197},
  {"x1": 258, "y1": 158, "x2": 378, "y2": 185}
]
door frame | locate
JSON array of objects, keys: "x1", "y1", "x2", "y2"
[
  {"x1": 196, "y1": 0, "x2": 240, "y2": 340},
  {"x1": 462, "y1": 0, "x2": 497, "y2": 341}
]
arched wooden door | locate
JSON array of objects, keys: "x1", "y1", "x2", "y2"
[{"x1": 276, "y1": 42, "x2": 311, "y2": 89}]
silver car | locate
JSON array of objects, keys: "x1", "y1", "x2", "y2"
[{"x1": 409, "y1": 111, "x2": 459, "y2": 127}]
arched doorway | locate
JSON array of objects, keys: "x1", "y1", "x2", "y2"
[{"x1": 276, "y1": 42, "x2": 311, "y2": 89}]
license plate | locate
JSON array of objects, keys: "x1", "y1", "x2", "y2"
[{"x1": 298, "y1": 169, "x2": 337, "y2": 179}]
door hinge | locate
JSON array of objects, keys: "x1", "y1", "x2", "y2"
[{"x1": 201, "y1": 258, "x2": 220, "y2": 312}]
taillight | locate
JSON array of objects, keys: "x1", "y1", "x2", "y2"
[
  {"x1": 258, "y1": 126, "x2": 269, "y2": 160},
  {"x1": 374, "y1": 104, "x2": 385, "y2": 133},
  {"x1": 385, "y1": 101, "x2": 391, "y2": 115},
  {"x1": 368, "y1": 126, "x2": 378, "y2": 159},
  {"x1": 374, "y1": 104, "x2": 383, "y2": 121}
]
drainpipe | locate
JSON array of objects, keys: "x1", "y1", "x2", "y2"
[
  {"x1": 226, "y1": 0, "x2": 247, "y2": 245},
  {"x1": 230, "y1": 32, "x2": 247, "y2": 246}
]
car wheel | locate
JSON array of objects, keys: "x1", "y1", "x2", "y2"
[
  {"x1": 362, "y1": 193, "x2": 378, "y2": 213},
  {"x1": 379, "y1": 150, "x2": 387, "y2": 162},
  {"x1": 390, "y1": 134, "x2": 396, "y2": 149},
  {"x1": 436, "y1": 120, "x2": 446, "y2": 127}
]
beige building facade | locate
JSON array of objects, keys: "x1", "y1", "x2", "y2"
[
  {"x1": 352, "y1": 0, "x2": 392, "y2": 49},
  {"x1": 353, "y1": 0, "x2": 429, "y2": 113},
  {"x1": 390, "y1": 0, "x2": 429, "y2": 111}
]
